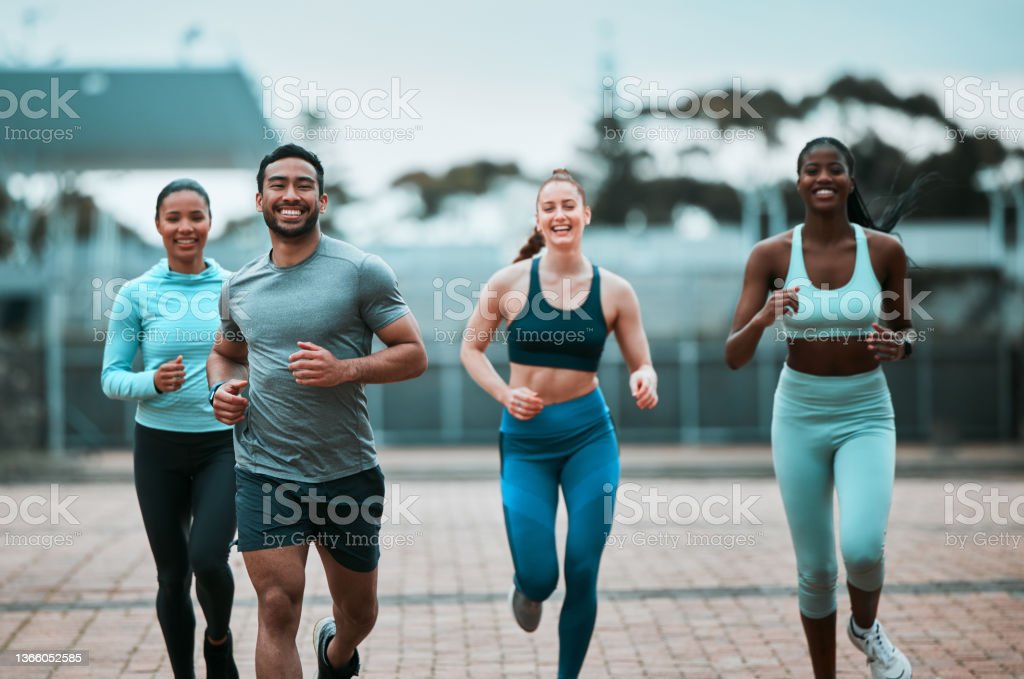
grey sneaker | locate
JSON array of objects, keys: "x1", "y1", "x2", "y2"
[
  {"x1": 313, "y1": 616, "x2": 360, "y2": 678},
  {"x1": 508, "y1": 585, "x2": 542, "y2": 632},
  {"x1": 847, "y1": 618, "x2": 912, "y2": 679}
]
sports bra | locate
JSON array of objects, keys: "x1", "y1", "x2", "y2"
[
  {"x1": 506, "y1": 257, "x2": 609, "y2": 372},
  {"x1": 781, "y1": 223, "x2": 883, "y2": 340}
]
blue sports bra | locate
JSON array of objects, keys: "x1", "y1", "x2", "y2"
[
  {"x1": 781, "y1": 223, "x2": 883, "y2": 340},
  {"x1": 506, "y1": 257, "x2": 609, "y2": 372}
]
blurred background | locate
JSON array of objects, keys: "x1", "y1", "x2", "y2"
[{"x1": 1, "y1": 0, "x2": 1022, "y2": 452}]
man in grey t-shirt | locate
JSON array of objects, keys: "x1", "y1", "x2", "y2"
[{"x1": 207, "y1": 144, "x2": 426, "y2": 679}]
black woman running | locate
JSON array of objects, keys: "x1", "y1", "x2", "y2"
[{"x1": 726, "y1": 138, "x2": 924, "y2": 679}]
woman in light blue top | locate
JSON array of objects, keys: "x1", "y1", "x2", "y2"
[
  {"x1": 725, "y1": 138, "x2": 928, "y2": 679},
  {"x1": 101, "y1": 179, "x2": 238, "y2": 679}
]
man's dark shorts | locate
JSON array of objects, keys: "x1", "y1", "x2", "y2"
[{"x1": 235, "y1": 465, "x2": 386, "y2": 572}]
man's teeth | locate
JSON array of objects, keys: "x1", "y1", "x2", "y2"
[{"x1": 279, "y1": 208, "x2": 303, "y2": 216}]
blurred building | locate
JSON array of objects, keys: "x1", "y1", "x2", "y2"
[
  {"x1": 1, "y1": 68, "x2": 1022, "y2": 452},
  {"x1": 0, "y1": 66, "x2": 270, "y2": 452}
]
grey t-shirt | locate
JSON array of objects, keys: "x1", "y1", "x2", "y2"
[{"x1": 220, "y1": 235, "x2": 410, "y2": 482}]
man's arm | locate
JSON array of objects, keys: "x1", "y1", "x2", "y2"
[
  {"x1": 207, "y1": 332, "x2": 250, "y2": 424},
  {"x1": 207, "y1": 331, "x2": 248, "y2": 385},
  {"x1": 287, "y1": 313, "x2": 427, "y2": 387}
]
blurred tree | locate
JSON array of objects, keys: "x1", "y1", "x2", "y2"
[
  {"x1": 583, "y1": 114, "x2": 650, "y2": 224},
  {"x1": 392, "y1": 161, "x2": 522, "y2": 217},
  {"x1": 640, "y1": 177, "x2": 741, "y2": 223},
  {"x1": 641, "y1": 75, "x2": 947, "y2": 141},
  {"x1": 811, "y1": 75, "x2": 945, "y2": 122},
  {"x1": 58, "y1": 191, "x2": 97, "y2": 240},
  {"x1": 28, "y1": 210, "x2": 47, "y2": 255},
  {"x1": 608, "y1": 74, "x2": 1015, "y2": 225},
  {"x1": 642, "y1": 87, "x2": 799, "y2": 144},
  {"x1": 319, "y1": 180, "x2": 353, "y2": 235},
  {"x1": 0, "y1": 179, "x2": 11, "y2": 257}
]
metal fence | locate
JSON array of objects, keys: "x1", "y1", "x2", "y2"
[
  {"x1": 50, "y1": 329, "x2": 1017, "y2": 450},
  {"x1": 2, "y1": 215, "x2": 1022, "y2": 451}
]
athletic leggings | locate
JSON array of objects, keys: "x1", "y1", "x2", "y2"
[
  {"x1": 770, "y1": 364, "x2": 896, "y2": 619},
  {"x1": 133, "y1": 423, "x2": 237, "y2": 679},
  {"x1": 499, "y1": 388, "x2": 619, "y2": 679}
]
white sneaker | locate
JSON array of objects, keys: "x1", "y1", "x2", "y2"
[
  {"x1": 508, "y1": 585, "x2": 542, "y2": 632},
  {"x1": 847, "y1": 618, "x2": 913, "y2": 679}
]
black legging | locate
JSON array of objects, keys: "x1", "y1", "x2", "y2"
[{"x1": 134, "y1": 423, "x2": 237, "y2": 679}]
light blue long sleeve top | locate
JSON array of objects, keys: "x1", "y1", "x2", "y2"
[{"x1": 100, "y1": 258, "x2": 232, "y2": 433}]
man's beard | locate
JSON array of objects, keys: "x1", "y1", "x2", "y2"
[{"x1": 263, "y1": 208, "x2": 319, "y2": 239}]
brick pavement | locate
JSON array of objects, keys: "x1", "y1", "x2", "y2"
[{"x1": 0, "y1": 448, "x2": 1022, "y2": 678}]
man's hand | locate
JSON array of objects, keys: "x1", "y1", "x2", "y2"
[
  {"x1": 212, "y1": 379, "x2": 248, "y2": 424},
  {"x1": 288, "y1": 341, "x2": 355, "y2": 387}
]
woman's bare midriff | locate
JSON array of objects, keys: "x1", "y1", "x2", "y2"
[
  {"x1": 785, "y1": 338, "x2": 882, "y2": 376},
  {"x1": 509, "y1": 363, "x2": 599, "y2": 405}
]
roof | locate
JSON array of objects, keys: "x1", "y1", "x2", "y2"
[{"x1": 0, "y1": 67, "x2": 272, "y2": 170}]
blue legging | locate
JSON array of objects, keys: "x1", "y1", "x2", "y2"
[
  {"x1": 771, "y1": 364, "x2": 896, "y2": 619},
  {"x1": 499, "y1": 388, "x2": 619, "y2": 679}
]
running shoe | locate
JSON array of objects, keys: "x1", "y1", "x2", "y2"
[
  {"x1": 203, "y1": 629, "x2": 239, "y2": 679},
  {"x1": 847, "y1": 617, "x2": 912, "y2": 679},
  {"x1": 508, "y1": 585, "x2": 542, "y2": 632},
  {"x1": 313, "y1": 616, "x2": 360, "y2": 678}
]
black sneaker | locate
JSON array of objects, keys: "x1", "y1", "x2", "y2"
[
  {"x1": 313, "y1": 616, "x2": 360, "y2": 678},
  {"x1": 203, "y1": 629, "x2": 239, "y2": 679}
]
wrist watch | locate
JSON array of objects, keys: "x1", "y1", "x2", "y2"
[{"x1": 208, "y1": 381, "x2": 226, "y2": 405}]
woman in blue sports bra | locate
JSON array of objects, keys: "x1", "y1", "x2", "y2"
[
  {"x1": 461, "y1": 169, "x2": 659, "y2": 679},
  {"x1": 726, "y1": 138, "x2": 925, "y2": 679}
]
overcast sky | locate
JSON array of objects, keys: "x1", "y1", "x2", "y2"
[{"x1": 3, "y1": 0, "x2": 1023, "y2": 242}]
